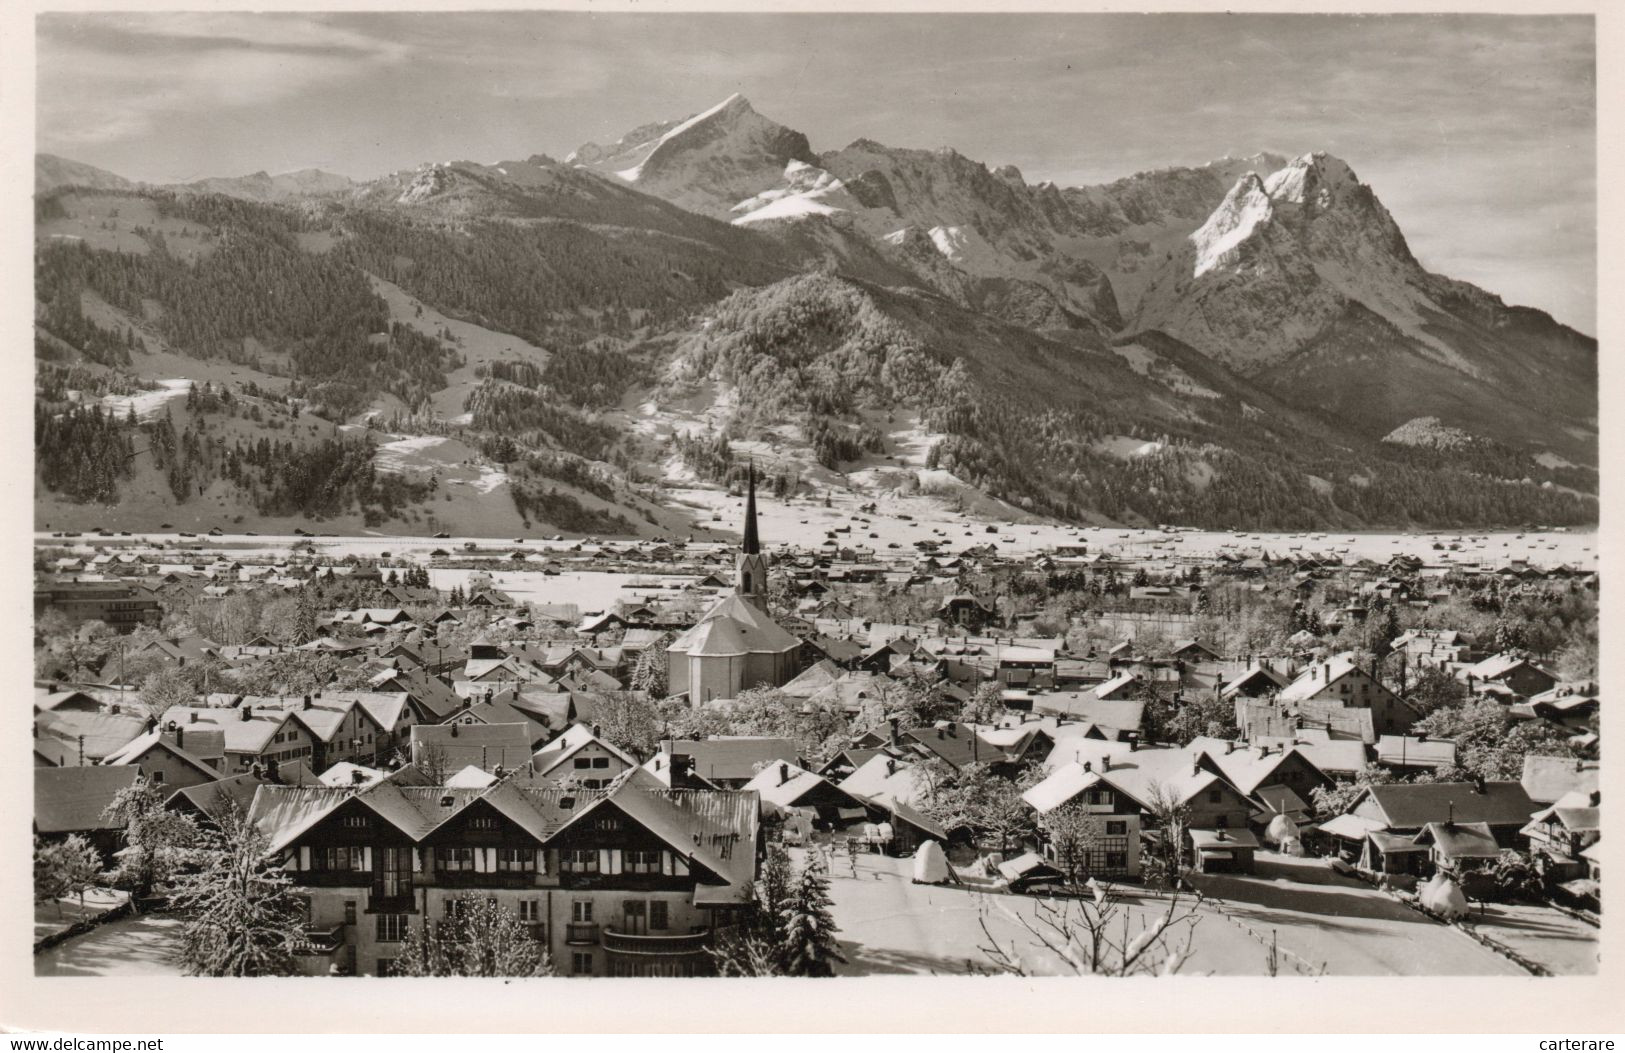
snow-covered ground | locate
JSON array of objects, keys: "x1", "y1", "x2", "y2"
[
  {"x1": 34, "y1": 911, "x2": 185, "y2": 977},
  {"x1": 94, "y1": 378, "x2": 192, "y2": 422},
  {"x1": 40, "y1": 516, "x2": 1597, "y2": 572},
  {"x1": 822, "y1": 849, "x2": 1526, "y2": 977},
  {"x1": 426, "y1": 568, "x2": 689, "y2": 613}
]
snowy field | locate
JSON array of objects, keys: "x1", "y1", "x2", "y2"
[
  {"x1": 821, "y1": 849, "x2": 1537, "y2": 977},
  {"x1": 47, "y1": 517, "x2": 1597, "y2": 572}
]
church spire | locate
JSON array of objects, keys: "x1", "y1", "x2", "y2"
[{"x1": 742, "y1": 460, "x2": 760, "y2": 555}]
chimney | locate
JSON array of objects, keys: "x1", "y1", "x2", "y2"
[
  {"x1": 1225, "y1": 741, "x2": 1235, "y2": 755},
  {"x1": 240, "y1": 707, "x2": 252, "y2": 722},
  {"x1": 1101, "y1": 756, "x2": 1111, "y2": 772},
  {"x1": 145, "y1": 717, "x2": 157, "y2": 734},
  {"x1": 450, "y1": 724, "x2": 460, "y2": 738},
  {"x1": 885, "y1": 759, "x2": 896, "y2": 775},
  {"x1": 1192, "y1": 758, "x2": 1202, "y2": 777},
  {"x1": 592, "y1": 723, "x2": 602, "y2": 739},
  {"x1": 777, "y1": 762, "x2": 789, "y2": 786},
  {"x1": 1471, "y1": 775, "x2": 1486, "y2": 795},
  {"x1": 1417, "y1": 732, "x2": 1428, "y2": 743},
  {"x1": 888, "y1": 718, "x2": 900, "y2": 748},
  {"x1": 1129, "y1": 738, "x2": 1138, "y2": 752},
  {"x1": 175, "y1": 726, "x2": 184, "y2": 749},
  {"x1": 303, "y1": 695, "x2": 312, "y2": 710},
  {"x1": 1083, "y1": 761, "x2": 1092, "y2": 772}
]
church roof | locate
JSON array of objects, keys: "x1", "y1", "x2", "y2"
[
  {"x1": 742, "y1": 462, "x2": 760, "y2": 555},
  {"x1": 668, "y1": 592, "x2": 800, "y2": 657}
]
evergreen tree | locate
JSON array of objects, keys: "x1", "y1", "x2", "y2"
[
  {"x1": 168, "y1": 804, "x2": 305, "y2": 977},
  {"x1": 779, "y1": 855, "x2": 845, "y2": 977}
]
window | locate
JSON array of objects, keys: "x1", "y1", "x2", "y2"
[
  {"x1": 593, "y1": 817, "x2": 620, "y2": 831},
  {"x1": 1105, "y1": 821, "x2": 1128, "y2": 836},
  {"x1": 573, "y1": 757, "x2": 593, "y2": 769},
  {"x1": 151, "y1": 770, "x2": 165, "y2": 784},
  {"x1": 1207, "y1": 789, "x2": 1222, "y2": 804},
  {"x1": 344, "y1": 901, "x2": 357, "y2": 925},
  {"x1": 439, "y1": 847, "x2": 476, "y2": 872},
  {"x1": 571, "y1": 952, "x2": 593, "y2": 976},
  {"x1": 1105, "y1": 851, "x2": 1128, "y2": 870},
  {"x1": 572, "y1": 901, "x2": 593, "y2": 923},
  {"x1": 561, "y1": 849, "x2": 599, "y2": 874},
  {"x1": 317, "y1": 846, "x2": 369, "y2": 872},
  {"x1": 649, "y1": 901, "x2": 669, "y2": 931},
  {"x1": 376, "y1": 914, "x2": 407, "y2": 942},
  {"x1": 444, "y1": 899, "x2": 469, "y2": 920},
  {"x1": 625, "y1": 850, "x2": 661, "y2": 875},
  {"x1": 470, "y1": 816, "x2": 497, "y2": 830},
  {"x1": 518, "y1": 899, "x2": 541, "y2": 922},
  {"x1": 1216, "y1": 815, "x2": 1230, "y2": 829},
  {"x1": 497, "y1": 848, "x2": 536, "y2": 873},
  {"x1": 591, "y1": 756, "x2": 610, "y2": 769},
  {"x1": 343, "y1": 815, "x2": 369, "y2": 829}
]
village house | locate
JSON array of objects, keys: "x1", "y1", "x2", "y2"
[{"x1": 1275, "y1": 652, "x2": 1420, "y2": 737}]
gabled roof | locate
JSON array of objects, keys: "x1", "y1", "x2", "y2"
[
  {"x1": 1359, "y1": 781, "x2": 1537, "y2": 830},
  {"x1": 1186, "y1": 737, "x2": 1328, "y2": 796},
  {"x1": 1520, "y1": 756, "x2": 1599, "y2": 804},
  {"x1": 101, "y1": 730, "x2": 221, "y2": 781},
  {"x1": 531, "y1": 723, "x2": 640, "y2": 777},
  {"x1": 35, "y1": 766, "x2": 142, "y2": 834},
  {"x1": 667, "y1": 593, "x2": 799, "y2": 656},
  {"x1": 742, "y1": 760, "x2": 859, "y2": 811},
  {"x1": 35, "y1": 709, "x2": 149, "y2": 764},
  {"x1": 1414, "y1": 821, "x2": 1501, "y2": 860},
  {"x1": 164, "y1": 765, "x2": 318, "y2": 817},
  {"x1": 663, "y1": 737, "x2": 800, "y2": 782}
]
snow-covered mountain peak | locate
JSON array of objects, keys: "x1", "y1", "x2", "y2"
[
  {"x1": 1189, "y1": 172, "x2": 1275, "y2": 277},
  {"x1": 1262, "y1": 151, "x2": 1360, "y2": 208},
  {"x1": 568, "y1": 93, "x2": 814, "y2": 218}
]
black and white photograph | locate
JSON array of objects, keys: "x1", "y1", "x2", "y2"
[{"x1": 10, "y1": 0, "x2": 1616, "y2": 1035}]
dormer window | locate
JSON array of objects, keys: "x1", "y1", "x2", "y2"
[
  {"x1": 470, "y1": 816, "x2": 497, "y2": 830},
  {"x1": 343, "y1": 815, "x2": 369, "y2": 830}
]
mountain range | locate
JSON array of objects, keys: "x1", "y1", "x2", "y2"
[{"x1": 33, "y1": 94, "x2": 1597, "y2": 536}]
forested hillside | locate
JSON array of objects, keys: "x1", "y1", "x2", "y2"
[{"x1": 33, "y1": 140, "x2": 1597, "y2": 534}]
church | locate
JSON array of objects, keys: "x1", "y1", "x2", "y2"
[{"x1": 665, "y1": 465, "x2": 801, "y2": 703}]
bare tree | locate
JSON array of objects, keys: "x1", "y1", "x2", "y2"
[
  {"x1": 1142, "y1": 780, "x2": 1191, "y2": 890},
  {"x1": 978, "y1": 882, "x2": 1204, "y2": 977}
]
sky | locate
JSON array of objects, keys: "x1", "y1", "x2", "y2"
[{"x1": 36, "y1": 11, "x2": 1596, "y2": 332}]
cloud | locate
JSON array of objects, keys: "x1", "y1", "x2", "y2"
[{"x1": 37, "y1": 13, "x2": 416, "y2": 149}]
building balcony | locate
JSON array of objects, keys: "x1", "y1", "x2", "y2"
[
  {"x1": 432, "y1": 869, "x2": 539, "y2": 890},
  {"x1": 293, "y1": 922, "x2": 348, "y2": 956},
  {"x1": 565, "y1": 922, "x2": 599, "y2": 945},
  {"x1": 600, "y1": 928, "x2": 712, "y2": 957}
]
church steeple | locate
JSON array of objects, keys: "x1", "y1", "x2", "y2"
[
  {"x1": 742, "y1": 460, "x2": 761, "y2": 555},
  {"x1": 736, "y1": 461, "x2": 768, "y2": 609}
]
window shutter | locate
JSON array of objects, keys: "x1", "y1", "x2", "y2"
[
  {"x1": 475, "y1": 849, "x2": 490, "y2": 874},
  {"x1": 660, "y1": 851, "x2": 673, "y2": 876},
  {"x1": 298, "y1": 846, "x2": 311, "y2": 871},
  {"x1": 598, "y1": 848, "x2": 613, "y2": 874},
  {"x1": 362, "y1": 847, "x2": 374, "y2": 872},
  {"x1": 609, "y1": 849, "x2": 623, "y2": 875},
  {"x1": 536, "y1": 849, "x2": 547, "y2": 875},
  {"x1": 484, "y1": 848, "x2": 498, "y2": 873},
  {"x1": 412, "y1": 848, "x2": 424, "y2": 873}
]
